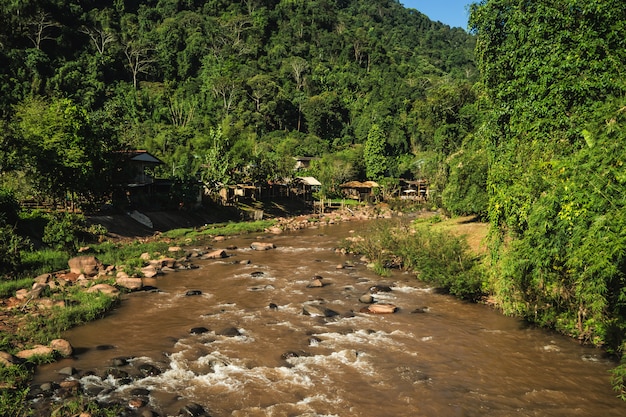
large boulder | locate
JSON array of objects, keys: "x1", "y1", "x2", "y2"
[
  {"x1": 202, "y1": 249, "x2": 228, "y2": 259},
  {"x1": 16, "y1": 345, "x2": 54, "y2": 359},
  {"x1": 68, "y1": 256, "x2": 102, "y2": 277},
  {"x1": 302, "y1": 302, "x2": 339, "y2": 318},
  {"x1": 250, "y1": 242, "x2": 275, "y2": 251},
  {"x1": 50, "y1": 339, "x2": 73, "y2": 357},
  {"x1": 360, "y1": 303, "x2": 398, "y2": 314},
  {"x1": 87, "y1": 283, "x2": 120, "y2": 297},
  {"x1": 116, "y1": 276, "x2": 143, "y2": 291}
]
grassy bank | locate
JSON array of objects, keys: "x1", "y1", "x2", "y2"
[{"x1": 342, "y1": 214, "x2": 488, "y2": 301}]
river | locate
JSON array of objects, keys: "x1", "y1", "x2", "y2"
[{"x1": 33, "y1": 220, "x2": 624, "y2": 416}]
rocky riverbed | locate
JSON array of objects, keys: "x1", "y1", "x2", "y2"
[{"x1": 2, "y1": 204, "x2": 408, "y2": 416}]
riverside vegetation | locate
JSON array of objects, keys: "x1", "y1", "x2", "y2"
[
  {"x1": 0, "y1": 205, "x2": 280, "y2": 416},
  {"x1": 1, "y1": 0, "x2": 626, "y2": 410}
]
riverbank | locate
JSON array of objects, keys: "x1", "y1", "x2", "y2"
[{"x1": 1, "y1": 202, "x2": 416, "y2": 416}]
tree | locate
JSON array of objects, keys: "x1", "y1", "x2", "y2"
[
  {"x1": 469, "y1": 0, "x2": 626, "y2": 386},
  {"x1": 364, "y1": 124, "x2": 387, "y2": 180},
  {"x1": 124, "y1": 39, "x2": 156, "y2": 89},
  {"x1": 14, "y1": 97, "x2": 102, "y2": 206}
]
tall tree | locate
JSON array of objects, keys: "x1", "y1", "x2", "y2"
[{"x1": 364, "y1": 123, "x2": 387, "y2": 180}]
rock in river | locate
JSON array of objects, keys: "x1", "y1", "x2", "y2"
[{"x1": 360, "y1": 303, "x2": 398, "y2": 314}]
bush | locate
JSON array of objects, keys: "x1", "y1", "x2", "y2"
[
  {"x1": 42, "y1": 212, "x2": 86, "y2": 252},
  {"x1": 0, "y1": 187, "x2": 20, "y2": 225},
  {"x1": 0, "y1": 224, "x2": 31, "y2": 277},
  {"x1": 343, "y1": 219, "x2": 486, "y2": 300}
]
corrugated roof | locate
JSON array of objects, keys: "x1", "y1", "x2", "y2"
[
  {"x1": 340, "y1": 181, "x2": 379, "y2": 188},
  {"x1": 129, "y1": 151, "x2": 164, "y2": 164},
  {"x1": 296, "y1": 176, "x2": 322, "y2": 186}
]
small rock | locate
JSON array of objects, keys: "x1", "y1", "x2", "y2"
[
  {"x1": 130, "y1": 387, "x2": 151, "y2": 396},
  {"x1": 185, "y1": 290, "x2": 202, "y2": 296},
  {"x1": 141, "y1": 265, "x2": 159, "y2": 278},
  {"x1": 308, "y1": 336, "x2": 322, "y2": 346},
  {"x1": 302, "y1": 303, "x2": 339, "y2": 318},
  {"x1": 87, "y1": 283, "x2": 120, "y2": 296},
  {"x1": 116, "y1": 276, "x2": 143, "y2": 291},
  {"x1": 359, "y1": 294, "x2": 375, "y2": 304},
  {"x1": 218, "y1": 327, "x2": 241, "y2": 337},
  {"x1": 281, "y1": 351, "x2": 300, "y2": 360},
  {"x1": 96, "y1": 344, "x2": 116, "y2": 351},
  {"x1": 129, "y1": 398, "x2": 146, "y2": 408},
  {"x1": 138, "y1": 363, "x2": 161, "y2": 376},
  {"x1": 0, "y1": 351, "x2": 22, "y2": 366},
  {"x1": 307, "y1": 278, "x2": 324, "y2": 288},
  {"x1": 34, "y1": 273, "x2": 52, "y2": 284},
  {"x1": 190, "y1": 327, "x2": 210, "y2": 335},
  {"x1": 16, "y1": 345, "x2": 54, "y2": 359},
  {"x1": 202, "y1": 249, "x2": 228, "y2": 259},
  {"x1": 58, "y1": 366, "x2": 76, "y2": 376},
  {"x1": 360, "y1": 303, "x2": 398, "y2": 314},
  {"x1": 110, "y1": 357, "x2": 129, "y2": 367},
  {"x1": 59, "y1": 380, "x2": 81, "y2": 391},
  {"x1": 369, "y1": 285, "x2": 393, "y2": 293},
  {"x1": 51, "y1": 339, "x2": 73, "y2": 357}
]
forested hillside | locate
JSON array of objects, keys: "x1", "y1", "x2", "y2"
[{"x1": 0, "y1": 0, "x2": 478, "y2": 208}]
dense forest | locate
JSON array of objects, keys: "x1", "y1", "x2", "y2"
[
  {"x1": 0, "y1": 0, "x2": 478, "y2": 209},
  {"x1": 1, "y1": 0, "x2": 625, "y2": 400}
]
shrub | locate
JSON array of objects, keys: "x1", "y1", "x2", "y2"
[
  {"x1": 0, "y1": 187, "x2": 20, "y2": 225},
  {"x1": 0, "y1": 224, "x2": 31, "y2": 277},
  {"x1": 343, "y1": 219, "x2": 486, "y2": 300},
  {"x1": 42, "y1": 212, "x2": 86, "y2": 252}
]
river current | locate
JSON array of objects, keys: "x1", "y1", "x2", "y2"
[{"x1": 33, "y1": 220, "x2": 624, "y2": 416}]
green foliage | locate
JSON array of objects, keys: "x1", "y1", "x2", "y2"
[
  {"x1": 0, "y1": 224, "x2": 31, "y2": 277},
  {"x1": 612, "y1": 349, "x2": 626, "y2": 401},
  {"x1": 42, "y1": 212, "x2": 86, "y2": 252},
  {"x1": 19, "y1": 288, "x2": 118, "y2": 345},
  {"x1": 0, "y1": 187, "x2": 20, "y2": 225},
  {"x1": 0, "y1": 278, "x2": 33, "y2": 298},
  {"x1": 20, "y1": 249, "x2": 69, "y2": 278},
  {"x1": 364, "y1": 124, "x2": 388, "y2": 181},
  {"x1": 344, "y1": 219, "x2": 486, "y2": 300},
  {"x1": 0, "y1": 364, "x2": 31, "y2": 417},
  {"x1": 442, "y1": 135, "x2": 489, "y2": 218},
  {"x1": 471, "y1": 0, "x2": 626, "y2": 395},
  {"x1": 0, "y1": 0, "x2": 476, "y2": 210}
]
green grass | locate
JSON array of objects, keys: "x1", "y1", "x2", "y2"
[
  {"x1": 19, "y1": 288, "x2": 119, "y2": 346},
  {"x1": 0, "y1": 277, "x2": 34, "y2": 298},
  {"x1": 342, "y1": 218, "x2": 486, "y2": 300},
  {"x1": 20, "y1": 249, "x2": 69, "y2": 276},
  {"x1": 161, "y1": 219, "x2": 276, "y2": 241}
]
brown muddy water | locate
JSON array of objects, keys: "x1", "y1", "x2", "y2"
[{"x1": 33, "y1": 220, "x2": 624, "y2": 416}]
